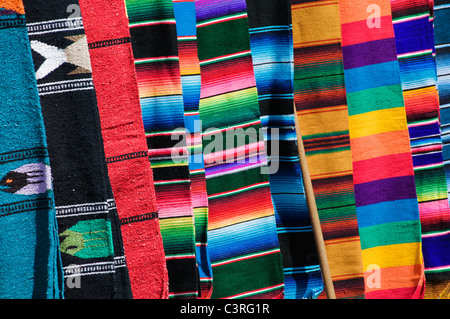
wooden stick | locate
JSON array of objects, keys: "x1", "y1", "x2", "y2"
[{"x1": 293, "y1": 104, "x2": 336, "y2": 299}]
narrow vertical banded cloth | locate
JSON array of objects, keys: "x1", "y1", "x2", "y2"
[
  {"x1": 0, "y1": 1, "x2": 63, "y2": 299},
  {"x1": 23, "y1": 0, "x2": 132, "y2": 298},
  {"x1": 196, "y1": 0, "x2": 285, "y2": 299},
  {"x1": 246, "y1": 0, "x2": 323, "y2": 299},
  {"x1": 78, "y1": 0, "x2": 169, "y2": 299},
  {"x1": 291, "y1": 0, "x2": 365, "y2": 299},
  {"x1": 434, "y1": 0, "x2": 450, "y2": 297},
  {"x1": 172, "y1": 0, "x2": 213, "y2": 299},
  {"x1": 391, "y1": 0, "x2": 450, "y2": 299},
  {"x1": 124, "y1": 0, "x2": 198, "y2": 299},
  {"x1": 339, "y1": 0, "x2": 425, "y2": 298}
]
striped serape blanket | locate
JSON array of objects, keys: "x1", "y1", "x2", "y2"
[
  {"x1": 246, "y1": 0, "x2": 324, "y2": 299},
  {"x1": 432, "y1": 0, "x2": 450, "y2": 298},
  {"x1": 339, "y1": 0, "x2": 425, "y2": 298},
  {"x1": 172, "y1": 0, "x2": 213, "y2": 298},
  {"x1": 391, "y1": 0, "x2": 450, "y2": 299},
  {"x1": 291, "y1": 0, "x2": 366, "y2": 299},
  {"x1": 196, "y1": 0, "x2": 285, "y2": 299}
]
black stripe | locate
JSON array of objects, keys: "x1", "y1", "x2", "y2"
[
  {"x1": 106, "y1": 151, "x2": 148, "y2": 164},
  {"x1": 119, "y1": 212, "x2": 158, "y2": 225},
  {"x1": 88, "y1": 37, "x2": 131, "y2": 49}
]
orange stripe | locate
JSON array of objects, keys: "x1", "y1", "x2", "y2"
[
  {"x1": 350, "y1": 130, "x2": 412, "y2": 162},
  {"x1": 339, "y1": 0, "x2": 393, "y2": 24}
]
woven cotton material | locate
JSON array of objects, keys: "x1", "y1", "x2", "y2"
[
  {"x1": 196, "y1": 0, "x2": 285, "y2": 299},
  {"x1": 432, "y1": 0, "x2": 450, "y2": 298},
  {"x1": 246, "y1": 0, "x2": 323, "y2": 299},
  {"x1": 78, "y1": 0, "x2": 169, "y2": 299},
  {"x1": 172, "y1": 0, "x2": 213, "y2": 299},
  {"x1": 23, "y1": 0, "x2": 133, "y2": 299},
  {"x1": 0, "y1": 0, "x2": 63, "y2": 299},
  {"x1": 124, "y1": 0, "x2": 198, "y2": 299},
  {"x1": 291, "y1": 0, "x2": 365, "y2": 299},
  {"x1": 339, "y1": 0, "x2": 425, "y2": 298},
  {"x1": 391, "y1": 0, "x2": 450, "y2": 299}
]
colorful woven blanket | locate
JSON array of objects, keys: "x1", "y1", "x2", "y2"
[
  {"x1": 124, "y1": 0, "x2": 198, "y2": 299},
  {"x1": 246, "y1": 0, "x2": 323, "y2": 299},
  {"x1": 0, "y1": 0, "x2": 63, "y2": 299},
  {"x1": 172, "y1": 0, "x2": 213, "y2": 299},
  {"x1": 23, "y1": 0, "x2": 133, "y2": 298},
  {"x1": 391, "y1": 0, "x2": 450, "y2": 299},
  {"x1": 78, "y1": 0, "x2": 169, "y2": 299},
  {"x1": 433, "y1": 0, "x2": 450, "y2": 298},
  {"x1": 196, "y1": 0, "x2": 285, "y2": 299},
  {"x1": 291, "y1": 0, "x2": 365, "y2": 299},
  {"x1": 339, "y1": 0, "x2": 425, "y2": 298}
]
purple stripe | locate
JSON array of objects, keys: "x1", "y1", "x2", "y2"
[
  {"x1": 205, "y1": 154, "x2": 266, "y2": 177},
  {"x1": 354, "y1": 175, "x2": 418, "y2": 207},
  {"x1": 195, "y1": 0, "x2": 247, "y2": 22},
  {"x1": 342, "y1": 38, "x2": 398, "y2": 70}
]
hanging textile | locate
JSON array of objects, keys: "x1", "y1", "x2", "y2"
[
  {"x1": 124, "y1": 0, "x2": 198, "y2": 299},
  {"x1": 390, "y1": 0, "x2": 450, "y2": 299},
  {"x1": 195, "y1": 0, "x2": 285, "y2": 299},
  {"x1": 0, "y1": 0, "x2": 63, "y2": 299},
  {"x1": 246, "y1": 0, "x2": 324, "y2": 299},
  {"x1": 433, "y1": 0, "x2": 450, "y2": 298},
  {"x1": 172, "y1": 0, "x2": 213, "y2": 299},
  {"x1": 291, "y1": 0, "x2": 365, "y2": 299},
  {"x1": 78, "y1": 0, "x2": 169, "y2": 299},
  {"x1": 339, "y1": 0, "x2": 425, "y2": 298},
  {"x1": 22, "y1": 0, "x2": 133, "y2": 298}
]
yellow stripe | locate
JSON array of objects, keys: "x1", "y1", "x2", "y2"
[
  {"x1": 349, "y1": 107, "x2": 408, "y2": 139},
  {"x1": 306, "y1": 150, "x2": 353, "y2": 178},
  {"x1": 361, "y1": 242, "x2": 423, "y2": 269},
  {"x1": 297, "y1": 108, "x2": 350, "y2": 136},
  {"x1": 292, "y1": 1, "x2": 341, "y2": 48},
  {"x1": 324, "y1": 237, "x2": 365, "y2": 279}
]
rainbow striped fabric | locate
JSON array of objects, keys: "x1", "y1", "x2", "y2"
[
  {"x1": 433, "y1": 0, "x2": 450, "y2": 298},
  {"x1": 391, "y1": 0, "x2": 450, "y2": 299},
  {"x1": 291, "y1": 0, "x2": 365, "y2": 299},
  {"x1": 172, "y1": 0, "x2": 213, "y2": 299},
  {"x1": 246, "y1": 0, "x2": 323, "y2": 299},
  {"x1": 339, "y1": 0, "x2": 425, "y2": 298},
  {"x1": 124, "y1": 0, "x2": 198, "y2": 298},
  {"x1": 196, "y1": 0, "x2": 285, "y2": 299}
]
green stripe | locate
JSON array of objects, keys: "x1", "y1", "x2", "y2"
[
  {"x1": 200, "y1": 88, "x2": 260, "y2": 128},
  {"x1": 207, "y1": 166, "x2": 268, "y2": 195},
  {"x1": 193, "y1": 207, "x2": 208, "y2": 243},
  {"x1": 294, "y1": 59, "x2": 344, "y2": 80},
  {"x1": 359, "y1": 220, "x2": 422, "y2": 250},
  {"x1": 294, "y1": 75, "x2": 345, "y2": 97},
  {"x1": 414, "y1": 168, "x2": 449, "y2": 202},
  {"x1": 346, "y1": 85, "x2": 405, "y2": 116},
  {"x1": 125, "y1": 0, "x2": 174, "y2": 23},
  {"x1": 210, "y1": 252, "x2": 284, "y2": 299},
  {"x1": 159, "y1": 217, "x2": 196, "y2": 255},
  {"x1": 197, "y1": 18, "x2": 251, "y2": 61}
]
